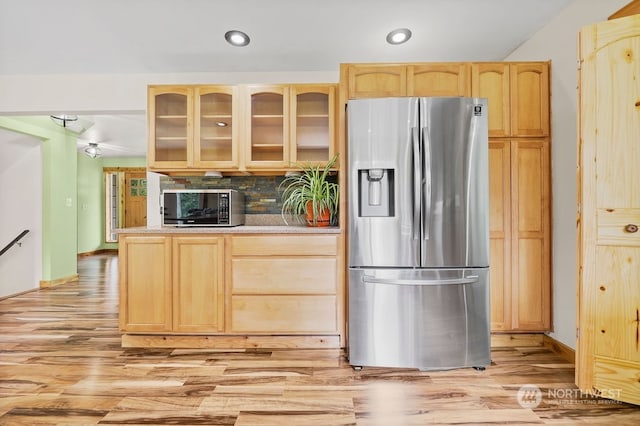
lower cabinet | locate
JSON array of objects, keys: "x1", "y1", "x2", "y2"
[
  {"x1": 119, "y1": 234, "x2": 225, "y2": 333},
  {"x1": 230, "y1": 235, "x2": 340, "y2": 334},
  {"x1": 119, "y1": 235, "x2": 173, "y2": 332},
  {"x1": 489, "y1": 139, "x2": 551, "y2": 331},
  {"x1": 118, "y1": 232, "x2": 343, "y2": 345},
  {"x1": 172, "y1": 236, "x2": 225, "y2": 332}
]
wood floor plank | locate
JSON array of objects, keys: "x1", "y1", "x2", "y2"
[{"x1": 0, "y1": 253, "x2": 638, "y2": 425}]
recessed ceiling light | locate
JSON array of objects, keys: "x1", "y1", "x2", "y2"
[
  {"x1": 225, "y1": 30, "x2": 250, "y2": 47},
  {"x1": 215, "y1": 121, "x2": 228, "y2": 127},
  {"x1": 386, "y1": 28, "x2": 412, "y2": 45}
]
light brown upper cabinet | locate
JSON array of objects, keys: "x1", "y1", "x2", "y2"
[
  {"x1": 148, "y1": 86, "x2": 192, "y2": 169},
  {"x1": 244, "y1": 83, "x2": 337, "y2": 170},
  {"x1": 342, "y1": 63, "x2": 470, "y2": 99},
  {"x1": 290, "y1": 84, "x2": 336, "y2": 166},
  {"x1": 408, "y1": 63, "x2": 470, "y2": 97},
  {"x1": 244, "y1": 85, "x2": 290, "y2": 169},
  {"x1": 471, "y1": 62, "x2": 550, "y2": 137},
  {"x1": 148, "y1": 85, "x2": 239, "y2": 171},
  {"x1": 345, "y1": 64, "x2": 407, "y2": 98}
]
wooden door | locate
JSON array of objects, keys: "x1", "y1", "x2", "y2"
[
  {"x1": 489, "y1": 140, "x2": 511, "y2": 331},
  {"x1": 471, "y1": 63, "x2": 511, "y2": 137},
  {"x1": 124, "y1": 172, "x2": 147, "y2": 228},
  {"x1": 509, "y1": 63, "x2": 550, "y2": 137},
  {"x1": 408, "y1": 63, "x2": 470, "y2": 97},
  {"x1": 511, "y1": 139, "x2": 551, "y2": 330},
  {"x1": 172, "y1": 236, "x2": 225, "y2": 332},
  {"x1": 345, "y1": 64, "x2": 407, "y2": 98},
  {"x1": 578, "y1": 14, "x2": 640, "y2": 405},
  {"x1": 118, "y1": 235, "x2": 172, "y2": 332}
]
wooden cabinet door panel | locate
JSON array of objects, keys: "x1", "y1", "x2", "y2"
[
  {"x1": 489, "y1": 140, "x2": 511, "y2": 331},
  {"x1": 510, "y1": 63, "x2": 550, "y2": 137},
  {"x1": 232, "y1": 235, "x2": 338, "y2": 256},
  {"x1": 408, "y1": 63, "x2": 470, "y2": 96},
  {"x1": 472, "y1": 63, "x2": 511, "y2": 137},
  {"x1": 194, "y1": 85, "x2": 239, "y2": 169},
  {"x1": 511, "y1": 139, "x2": 550, "y2": 330},
  {"x1": 232, "y1": 258, "x2": 337, "y2": 294},
  {"x1": 119, "y1": 236, "x2": 172, "y2": 332},
  {"x1": 148, "y1": 86, "x2": 193, "y2": 169},
  {"x1": 173, "y1": 236, "x2": 224, "y2": 333},
  {"x1": 231, "y1": 295, "x2": 337, "y2": 333},
  {"x1": 347, "y1": 65, "x2": 407, "y2": 98}
]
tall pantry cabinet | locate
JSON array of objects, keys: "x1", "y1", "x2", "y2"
[
  {"x1": 577, "y1": 14, "x2": 640, "y2": 406},
  {"x1": 340, "y1": 62, "x2": 551, "y2": 332}
]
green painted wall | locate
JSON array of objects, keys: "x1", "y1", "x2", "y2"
[
  {"x1": 77, "y1": 153, "x2": 104, "y2": 254},
  {"x1": 0, "y1": 116, "x2": 78, "y2": 282}
]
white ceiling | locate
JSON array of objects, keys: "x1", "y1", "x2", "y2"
[{"x1": 0, "y1": 0, "x2": 574, "y2": 157}]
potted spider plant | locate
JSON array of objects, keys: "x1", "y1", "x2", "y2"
[{"x1": 279, "y1": 154, "x2": 339, "y2": 227}]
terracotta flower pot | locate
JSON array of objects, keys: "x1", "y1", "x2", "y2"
[{"x1": 305, "y1": 201, "x2": 331, "y2": 227}]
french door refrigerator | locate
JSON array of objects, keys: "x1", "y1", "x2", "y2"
[{"x1": 347, "y1": 97, "x2": 490, "y2": 370}]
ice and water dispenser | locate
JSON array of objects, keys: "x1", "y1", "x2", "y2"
[{"x1": 358, "y1": 168, "x2": 394, "y2": 217}]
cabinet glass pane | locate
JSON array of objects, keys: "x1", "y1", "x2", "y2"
[
  {"x1": 155, "y1": 93, "x2": 188, "y2": 162},
  {"x1": 251, "y1": 92, "x2": 284, "y2": 162},
  {"x1": 295, "y1": 92, "x2": 329, "y2": 162},
  {"x1": 200, "y1": 93, "x2": 233, "y2": 162}
]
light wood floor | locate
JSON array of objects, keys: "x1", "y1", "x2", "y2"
[{"x1": 0, "y1": 253, "x2": 639, "y2": 425}]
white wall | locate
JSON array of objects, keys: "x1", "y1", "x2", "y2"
[
  {"x1": 0, "y1": 130, "x2": 42, "y2": 298},
  {"x1": 0, "y1": 71, "x2": 338, "y2": 114},
  {"x1": 505, "y1": 0, "x2": 629, "y2": 349}
]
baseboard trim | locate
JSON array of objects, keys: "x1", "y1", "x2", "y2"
[
  {"x1": 542, "y1": 334, "x2": 576, "y2": 364},
  {"x1": 39, "y1": 274, "x2": 79, "y2": 289},
  {"x1": 78, "y1": 249, "x2": 118, "y2": 257},
  {"x1": 490, "y1": 333, "x2": 544, "y2": 347},
  {"x1": 0, "y1": 288, "x2": 38, "y2": 301},
  {"x1": 121, "y1": 334, "x2": 341, "y2": 349}
]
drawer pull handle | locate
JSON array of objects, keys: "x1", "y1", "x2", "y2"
[{"x1": 624, "y1": 224, "x2": 639, "y2": 233}]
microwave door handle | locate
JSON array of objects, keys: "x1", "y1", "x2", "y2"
[{"x1": 412, "y1": 126, "x2": 421, "y2": 241}]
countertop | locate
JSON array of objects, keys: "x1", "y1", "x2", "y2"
[{"x1": 116, "y1": 225, "x2": 341, "y2": 234}]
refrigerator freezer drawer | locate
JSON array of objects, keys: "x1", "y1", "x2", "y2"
[{"x1": 348, "y1": 268, "x2": 490, "y2": 370}]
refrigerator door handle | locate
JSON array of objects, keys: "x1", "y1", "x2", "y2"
[
  {"x1": 422, "y1": 126, "x2": 432, "y2": 240},
  {"x1": 412, "y1": 126, "x2": 421, "y2": 241},
  {"x1": 362, "y1": 275, "x2": 479, "y2": 286}
]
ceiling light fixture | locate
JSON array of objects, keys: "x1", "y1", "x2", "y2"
[
  {"x1": 386, "y1": 28, "x2": 412, "y2": 45},
  {"x1": 84, "y1": 142, "x2": 102, "y2": 159},
  {"x1": 215, "y1": 121, "x2": 228, "y2": 127},
  {"x1": 224, "y1": 30, "x2": 250, "y2": 47},
  {"x1": 50, "y1": 114, "x2": 78, "y2": 127}
]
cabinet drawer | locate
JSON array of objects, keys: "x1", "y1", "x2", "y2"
[
  {"x1": 233, "y1": 258, "x2": 336, "y2": 294},
  {"x1": 231, "y1": 235, "x2": 338, "y2": 256},
  {"x1": 231, "y1": 295, "x2": 337, "y2": 333}
]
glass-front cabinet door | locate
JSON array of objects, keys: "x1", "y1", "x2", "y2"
[
  {"x1": 245, "y1": 85, "x2": 289, "y2": 168},
  {"x1": 148, "y1": 86, "x2": 193, "y2": 169},
  {"x1": 290, "y1": 84, "x2": 335, "y2": 166},
  {"x1": 194, "y1": 86, "x2": 239, "y2": 168}
]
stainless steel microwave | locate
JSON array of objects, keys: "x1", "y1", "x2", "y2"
[{"x1": 161, "y1": 189, "x2": 245, "y2": 227}]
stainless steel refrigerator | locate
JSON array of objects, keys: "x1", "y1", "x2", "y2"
[{"x1": 347, "y1": 97, "x2": 490, "y2": 371}]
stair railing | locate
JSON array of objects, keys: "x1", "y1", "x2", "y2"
[{"x1": 0, "y1": 229, "x2": 30, "y2": 258}]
